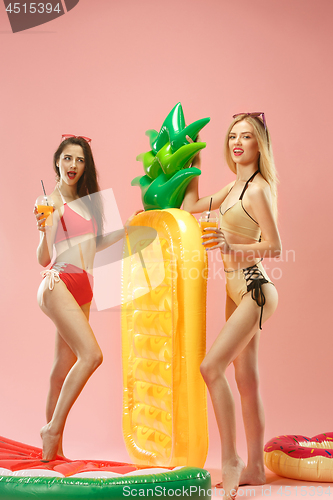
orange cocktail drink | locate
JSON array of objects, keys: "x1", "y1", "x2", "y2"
[
  {"x1": 37, "y1": 205, "x2": 54, "y2": 226},
  {"x1": 199, "y1": 211, "x2": 219, "y2": 249},
  {"x1": 36, "y1": 195, "x2": 55, "y2": 227}
]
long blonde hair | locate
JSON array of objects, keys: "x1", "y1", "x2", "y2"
[{"x1": 224, "y1": 114, "x2": 278, "y2": 220}]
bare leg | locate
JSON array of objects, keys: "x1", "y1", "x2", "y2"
[
  {"x1": 46, "y1": 331, "x2": 76, "y2": 457},
  {"x1": 215, "y1": 295, "x2": 244, "y2": 492},
  {"x1": 38, "y1": 280, "x2": 102, "y2": 460},
  {"x1": 45, "y1": 303, "x2": 91, "y2": 457},
  {"x1": 201, "y1": 284, "x2": 278, "y2": 498},
  {"x1": 234, "y1": 334, "x2": 266, "y2": 486}
]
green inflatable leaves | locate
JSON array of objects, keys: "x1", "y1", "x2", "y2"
[
  {"x1": 132, "y1": 103, "x2": 210, "y2": 211},
  {"x1": 132, "y1": 167, "x2": 202, "y2": 211}
]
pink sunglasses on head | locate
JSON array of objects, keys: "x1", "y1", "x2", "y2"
[
  {"x1": 61, "y1": 134, "x2": 92, "y2": 144},
  {"x1": 232, "y1": 112, "x2": 269, "y2": 143},
  {"x1": 232, "y1": 112, "x2": 267, "y2": 131}
]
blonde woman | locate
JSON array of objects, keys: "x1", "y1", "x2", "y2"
[{"x1": 183, "y1": 113, "x2": 281, "y2": 498}]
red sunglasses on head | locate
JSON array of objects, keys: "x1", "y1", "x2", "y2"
[{"x1": 61, "y1": 134, "x2": 92, "y2": 144}]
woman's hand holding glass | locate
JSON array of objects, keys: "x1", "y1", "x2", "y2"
[
  {"x1": 199, "y1": 210, "x2": 228, "y2": 252},
  {"x1": 34, "y1": 195, "x2": 55, "y2": 233},
  {"x1": 33, "y1": 205, "x2": 49, "y2": 233},
  {"x1": 202, "y1": 227, "x2": 230, "y2": 253}
]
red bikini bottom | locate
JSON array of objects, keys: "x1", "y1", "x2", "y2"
[{"x1": 41, "y1": 262, "x2": 94, "y2": 306}]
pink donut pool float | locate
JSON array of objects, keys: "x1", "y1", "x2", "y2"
[{"x1": 264, "y1": 432, "x2": 333, "y2": 482}]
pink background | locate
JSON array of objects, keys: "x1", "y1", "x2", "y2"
[{"x1": 0, "y1": 0, "x2": 332, "y2": 471}]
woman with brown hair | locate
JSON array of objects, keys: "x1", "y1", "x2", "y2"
[{"x1": 34, "y1": 135, "x2": 136, "y2": 460}]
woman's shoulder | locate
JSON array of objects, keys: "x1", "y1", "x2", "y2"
[
  {"x1": 219, "y1": 180, "x2": 236, "y2": 197},
  {"x1": 246, "y1": 175, "x2": 272, "y2": 203},
  {"x1": 226, "y1": 180, "x2": 236, "y2": 191},
  {"x1": 214, "y1": 180, "x2": 236, "y2": 209},
  {"x1": 49, "y1": 187, "x2": 62, "y2": 205},
  {"x1": 48, "y1": 188, "x2": 64, "y2": 217}
]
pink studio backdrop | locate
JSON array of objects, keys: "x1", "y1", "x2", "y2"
[{"x1": 1, "y1": 0, "x2": 332, "y2": 468}]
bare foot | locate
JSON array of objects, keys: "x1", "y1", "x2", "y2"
[
  {"x1": 40, "y1": 424, "x2": 61, "y2": 461},
  {"x1": 239, "y1": 465, "x2": 266, "y2": 486},
  {"x1": 222, "y1": 457, "x2": 245, "y2": 499},
  {"x1": 218, "y1": 464, "x2": 266, "y2": 488},
  {"x1": 57, "y1": 448, "x2": 66, "y2": 459},
  {"x1": 57, "y1": 438, "x2": 66, "y2": 459}
]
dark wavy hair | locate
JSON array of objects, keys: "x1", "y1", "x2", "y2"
[{"x1": 53, "y1": 137, "x2": 104, "y2": 239}]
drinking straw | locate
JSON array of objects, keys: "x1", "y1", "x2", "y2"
[
  {"x1": 208, "y1": 197, "x2": 213, "y2": 219},
  {"x1": 41, "y1": 180, "x2": 49, "y2": 205}
]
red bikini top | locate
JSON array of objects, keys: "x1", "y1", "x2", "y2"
[{"x1": 54, "y1": 188, "x2": 97, "y2": 245}]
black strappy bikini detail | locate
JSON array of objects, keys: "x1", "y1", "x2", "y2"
[
  {"x1": 239, "y1": 169, "x2": 260, "y2": 200},
  {"x1": 242, "y1": 261, "x2": 269, "y2": 330}
]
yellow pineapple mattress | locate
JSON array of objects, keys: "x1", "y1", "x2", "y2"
[{"x1": 121, "y1": 209, "x2": 208, "y2": 467}]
